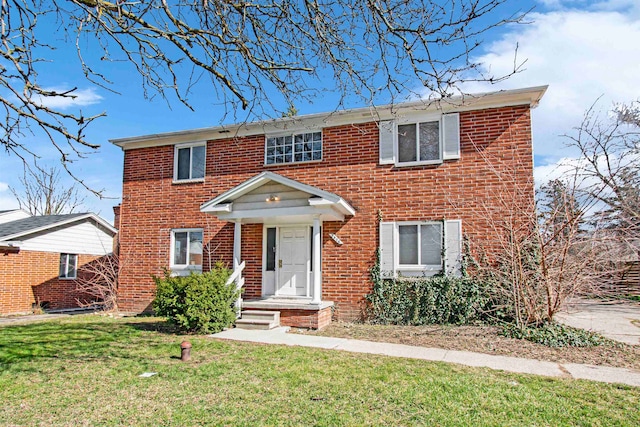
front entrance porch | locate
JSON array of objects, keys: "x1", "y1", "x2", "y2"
[
  {"x1": 201, "y1": 172, "x2": 354, "y2": 329},
  {"x1": 242, "y1": 298, "x2": 334, "y2": 330}
]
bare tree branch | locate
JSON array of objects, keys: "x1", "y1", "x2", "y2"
[
  {"x1": 1, "y1": 0, "x2": 527, "y2": 183},
  {"x1": 75, "y1": 252, "x2": 119, "y2": 311},
  {"x1": 9, "y1": 163, "x2": 86, "y2": 215}
]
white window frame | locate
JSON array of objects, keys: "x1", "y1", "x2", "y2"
[
  {"x1": 173, "y1": 142, "x2": 206, "y2": 183},
  {"x1": 264, "y1": 130, "x2": 323, "y2": 165},
  {"x1": 170, "y1": 228, "x2": 204, "y2": 273},
  {"x1": 396, "y1": 221, "x2": 444, "y2": 272},
  {"x1": 59, "y1": 253, "x2": 78, "y2": 280},
  {"x1": 395, "y1": 115, "x2": 443, "y2": 167}
]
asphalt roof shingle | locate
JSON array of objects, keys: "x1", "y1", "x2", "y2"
[{"x1": 0, "y1": 213, "x2": 89, "y2": 240}]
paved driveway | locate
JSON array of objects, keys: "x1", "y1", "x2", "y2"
[{"x1": 556, "y1": 298, "x2": 640, "y2": 345}]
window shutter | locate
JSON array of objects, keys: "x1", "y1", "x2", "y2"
[
  {"x1": 444, "y1": 220, "x2": 462, "y2": 276},
  {"x1": 379, "y1": 120, "x2": 395, "y2": 164},
  {"x1": 379, "y1": 222, "x2": 395, "y2": 278},
  {"x1": 442, "y1": 113, "x2": 460, "y2": 160}
]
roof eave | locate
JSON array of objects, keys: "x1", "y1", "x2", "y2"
[
  {"x1": 0, "y1": 214, "x2": 117, "y2": 241},
  {"x1": 111, "y1": 85, "x2": 549, "y2": 151}
]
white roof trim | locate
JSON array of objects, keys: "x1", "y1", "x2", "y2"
[
  {"x1": 0, "y1": 240, "x2": 22, "y2": 249},
  {"x1": 308, "y1": 197, "x2": 356, "y2": 216},
  {"x1": 205, "y1": 203, "x2": 233, "y2": 213},
  {"x1": 201, "y1": 172, "x2": 347, "y2": 210},
  {"x1": 111, "y1": 86, "x2": 548, "y2": 150},
  {"x1": 213, "y1": 206, "x2": 346, "y2": 222},
  {"x1": 200, "y1": 172, "x2": 355, "y2": 220},
  {"x1": 0, "y1": 213, "x2": 117, "y2": 242}
]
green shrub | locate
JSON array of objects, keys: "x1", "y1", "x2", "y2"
[
  {"x1": 500, "y1": 322, "x2": 612, "y2": 348},
  {"x1": 366, "y1": 254, "x2": 488, "y2": 325},
  {"x1": 152, "y1": 263, "x2": 238, "y2": 334}
]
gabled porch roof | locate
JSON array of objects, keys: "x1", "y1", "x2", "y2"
[{"x1": 200, "y1": 172, "x2": 356, "y2": 223}]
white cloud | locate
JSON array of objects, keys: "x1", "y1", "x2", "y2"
[
  {"x1": 533, "y1": 158, "x2": 575, "y2": 187},
  {"x1": 34, "y1": 87, "x2": 103, "y2": 110},
  {"x1": 459, "y1": 5, "x2": 640, "y2": 161},
  {"x1": 0, "y1": 182, "x2": 20, "y2": 210}
]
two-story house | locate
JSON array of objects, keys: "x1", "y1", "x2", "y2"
[{"x1": 111, "y1": 85, "x2": 547, "y2": 329}]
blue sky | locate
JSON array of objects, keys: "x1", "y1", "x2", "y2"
[{"x1": 1, "y1": 0, "x2": 639, "y2": 222}]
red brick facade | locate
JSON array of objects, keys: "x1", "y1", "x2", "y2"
[
  {"x1": 0, "y1": 250, "x2": 98, "y2": 315},
  {"x1": 117, "y1": 104, "x2": 535, "y2": 322}
]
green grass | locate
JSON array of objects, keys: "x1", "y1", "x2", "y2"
[{"x1": 1, "y1": 315, "x2": 638, "y2": 426}]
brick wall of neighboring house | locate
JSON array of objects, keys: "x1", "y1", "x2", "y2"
[
  {"x1": 118, "y1": 105, "x2": 534, "y2": 319},
  {"x1": 0, "y1": 250, "x2": 99, "y2": 315}
]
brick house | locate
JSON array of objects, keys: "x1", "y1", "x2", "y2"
[
  {"x1": 0, "y1": 211, "x2": 117, "y2": 315},
  {"x1": 112, "y1": 86, "x2": 547, "y2": 329}
]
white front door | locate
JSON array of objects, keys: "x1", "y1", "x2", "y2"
[{"x1": 277, "y1": 226, "x2": 308, "y2": 296}]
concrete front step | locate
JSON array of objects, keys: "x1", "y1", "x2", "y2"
[{"x1": 235, "y1": 310, "x2": 280, "y2": 330}]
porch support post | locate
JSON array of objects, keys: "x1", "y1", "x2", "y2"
[
  {"x1": 233, "y1": 222, "x2": 242, "y2": 271},
  {"x1": 312, "y1": 216, "x2": 322, "y2": 304}
]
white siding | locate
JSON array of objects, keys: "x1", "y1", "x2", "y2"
[
  {"x1": 233, "y1": 183, "x2": 310, "y2": 212},
  {"x1": 0, "y1": 210, "x2": 31, "y2": 224},
  {"x1": 18, "y1": 220, "x2": 114, "y2": 255}
]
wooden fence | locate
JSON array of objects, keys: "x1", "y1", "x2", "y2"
[{"x1": 618, "y1": 261, "x2": 640, "y2": 296}]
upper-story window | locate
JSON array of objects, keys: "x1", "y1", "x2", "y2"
[
  {"x1": 379, "y1": 113, "x2": 460, "y2": 167},
  {"x1": 398, "y1": 121, "x2": 440, "y2": 164},
  {"x1": 174, "y1": 143, "x2": 206, "y2": 182},
  {"x1": 265, "y1": 131, "x2": 322, "y2": 165}
]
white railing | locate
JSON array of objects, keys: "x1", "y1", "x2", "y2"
[{"x1": 226, "y1": 260, "x2": 246, "y2": 317}]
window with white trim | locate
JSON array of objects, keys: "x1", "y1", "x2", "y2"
[
  {"x1": 59, "y1": 253, "x2": 78, "y2": 279},
  {"x1": 171, "y1": 229, "x2": 203, "y2": 271},
  {"x1": 379, "y1": 113, "x2": 460, "y2": 166},
  {"x1": 174, "y1": 143, "x2": 206, "y2": 181},
  {"x1": 398, "y1": 222, "x2": 443, "y2": 269},
  {"x1": 398, "y1": 121, "x2": 440, "y2": 164},
  {"x1": 379, "y1": 220, "x2": 462, "y2": 278},
  {"x1": 265, "y1": 131, "x2": 322, "y2": 165}
]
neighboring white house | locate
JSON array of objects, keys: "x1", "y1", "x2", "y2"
[{"x1": 0, "y1": 211, "x2": 117, "y2": 315}]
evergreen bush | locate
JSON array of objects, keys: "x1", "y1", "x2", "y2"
[{"x1": 153, "y1": 263, "x2": 238, "y2": 333}]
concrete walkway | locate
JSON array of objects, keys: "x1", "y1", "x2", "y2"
[
  {"x1": 556, "y1": 298, "x2": 640, "y2": 345},
  {"x1": 212, "y1": 327, "x2": 640, "y2": 387},
  {"x1": 0, "y1": 308, "x2": 100, "y2": 326},
  {"x1": 0, "y1": 313, "x2": 71, "y2": 326}
]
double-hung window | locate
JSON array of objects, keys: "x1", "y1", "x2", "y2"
[
  {"x1": 379, "y1": 113, "x2": 460, "y2": 166},
  {"x1": 379, "y1": 220, "x2": 462, "y2": 278},
  {"x1": 265, "y1": 131, "x2": 322, "y2": 165},
  {"x1": 59, "y1": 253, "x2": 78, "y2": 279},
  {"x1": 398, "y1": 121, "x2": 440, "y2": 164},
  {"x1": 171, "y1": 229, "x2": 203, "y2": 273},
  {"x1": 398, "y1": 222, "x2": 443, "y2": 269},
  {"x1": 174, "y1": 143, "x2": 206, "y2": 182}
]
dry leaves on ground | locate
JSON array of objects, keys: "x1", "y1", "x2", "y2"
[{"x1": 295, "y1": 322, "x2": 640, "y2": 370}]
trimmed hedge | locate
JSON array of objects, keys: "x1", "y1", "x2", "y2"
[{"x1": 153, "y1": 263, "x2": 239, "y2": 334}]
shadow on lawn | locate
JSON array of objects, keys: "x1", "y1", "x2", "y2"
[
  {"x1": 124, "y1": 318, "x2": 183, "y2": 335},
  {"x1": 0, "y1": 318, "x2": 178, "y2": 367}
]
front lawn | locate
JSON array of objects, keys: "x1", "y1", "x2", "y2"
[{"x1": 1, "y1": 315, "x2": 638, "y2": 426}]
